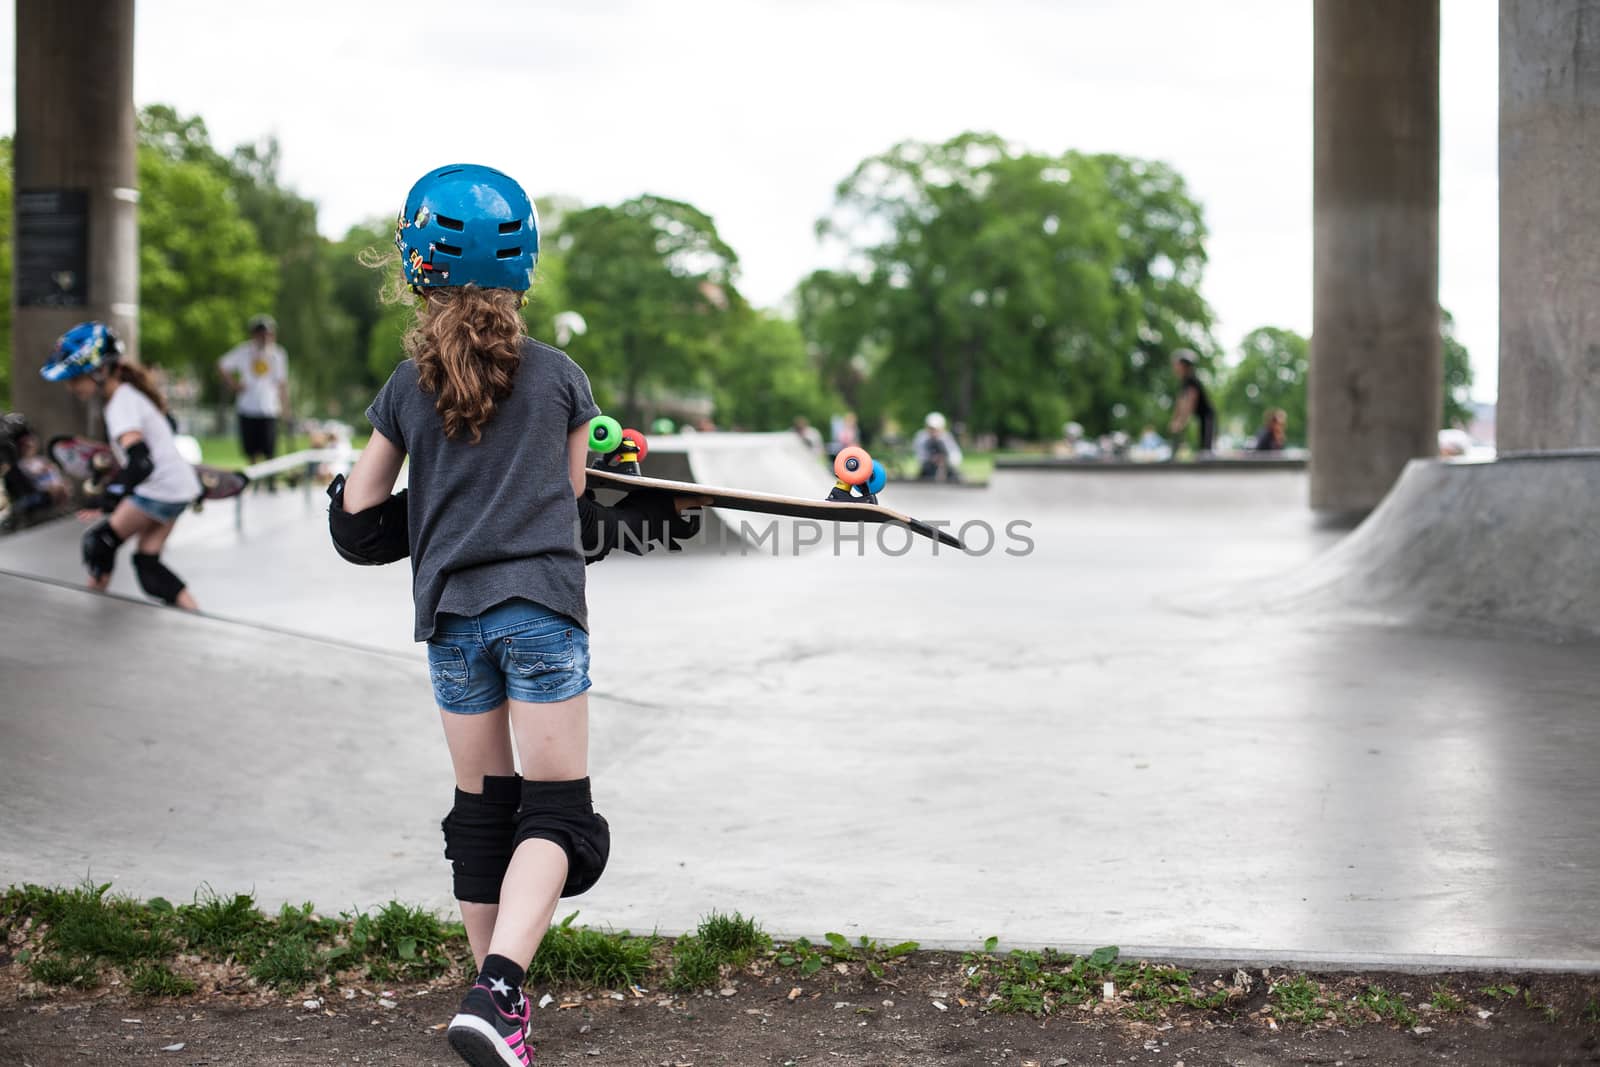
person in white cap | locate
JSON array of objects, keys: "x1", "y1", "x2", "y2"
[{"x1": 913, "y1": 411, "x2": 964, "y2": 481}]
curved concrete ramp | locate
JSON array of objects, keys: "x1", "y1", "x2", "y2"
[{"x1": 1272, "y1": 453, "x2": 1600, "y2": 638}]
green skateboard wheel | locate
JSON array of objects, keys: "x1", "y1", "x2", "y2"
[{"x1": 588, "y1": 415, "x2": 623, "y2": 453}]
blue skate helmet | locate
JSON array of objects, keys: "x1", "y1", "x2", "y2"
[
  {"x1": 40, "y1": 321, "x2": 125, "y2": 382},
  {"x1": 394, "y1": 164, "x2": 539, "y2": 292}
]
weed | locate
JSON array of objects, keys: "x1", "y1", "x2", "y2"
[
  {"x1": 1358, "y1": 985, "x2": 1418, "y2": 1028},
  {"x1": 129, "y1": 962, "x2": 197, "y2": 997},
  {"x1": 1479, "y1": 982, "x2": 1518, "y2": 1000},
  {"x1": 526, "y1": 912, "x2": 653, "y2": 989},
  {"x1": 1271, "y1": 976, "x2": 1328, "y2": 1023},
  {"x1": 774, "y1": 931, "x2": 918, "y2": 982},
  {"x1": 695, "y1": 911, "x2": 770, "y2": 965},
  {"x1": 1429, "y1": 986, "x2": 1463, "y2": 1012},
  {"x1": 339, "y1": 902, "x2": 455, "y2": 981},
  {"x1": 176, "y1": 888, "x2": 266, "y2": 959},
  {"x1": 1583, "y1": 997, "x2": 1600, "y2": 1025},
  {"x1": 249, "y1": 936, "x2": 321, "y2": 991},
  {"x1": 28, "y1": 954, "x2": 100, "y2": 989},
  {"x1": 666, "y1": 936, "x2": 721, "y2": 992}
]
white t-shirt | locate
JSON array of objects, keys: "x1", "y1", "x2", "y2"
[
  {"x1": 218, "y1": 342, "x2": 288, "y2": 417},
  {"x1": 102, "y1": 383, "x2": 202, "y2": 504}
]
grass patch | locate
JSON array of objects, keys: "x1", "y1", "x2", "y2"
[
  {"x1": 175, "y1": 888, "x2": 268, "y2": 958},
  {"x1": 337, "y1": 901, "x2": 461, "y2": 981},
  {"x1": 667, "y1": 911, "x2": 775, "y2": 991},
  {"x1": 194, "y1": 432, "x2": 370, "y2": 470},
  {"x1": 248, "y1": 935, "x2": 321, "y2": 990},
  {"x1": 28, "y1": 954, "x2": 101, "y2": 989},
  {"x1": 129, "y1": 962, "x2": 197, "y2": 997},
  {"x1": 695, "y1": 911, "x2": 770, "y2": 963},
  {"x1": 1270, "y1": 976, "x2": 1330, "y2": 1023},
  {"x1": 961, "y1": 943, "x2": 1224, "y2": 1019},
  {"x1": 525, "y1": 912, "x2": 653, "y2": 989},
  {"x1": 1357, "y1": 985, "x2": 1418, "y2": 1028},
  {"x1": 666, "y1": 935, "x2": 721, "y2": 992}
]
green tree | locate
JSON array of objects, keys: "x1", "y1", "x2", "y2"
[
  {"x1": 1218, "y1": 326, "x2": 1309, "y2": 445},
  {"x1": 557, "y1": 195, "x2": 741, "y2": 421},
  {"x1": 1441, "y1": 309, "x2": 1475, "y2": 429},
  {"x1": 711, "y1": 310, "x2": 838, "y2": 430},
  {"x1": 139, "y1": 105, "x2": 364, "y2": 414},
  {"x1": 136, "y1": 144, "x2": 277, "y2": 381},
  {"x1": 812, "y1": 133, "x2": 1217, "y2": 441},
  {"x1": 1222, "y1": 310, "x2": 1476, "y2": 444}
]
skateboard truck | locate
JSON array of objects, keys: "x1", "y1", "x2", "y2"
[
  {"x1": 587, "y1": 415, "x2": 648, "y2": 476},
  {"x1": 828, "y1": 446, "x2": 887, "y2": 505}
]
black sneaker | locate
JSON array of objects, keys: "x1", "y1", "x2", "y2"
[{"x1": 446, "y1": 982, "x2": 533, "y2": 1066}]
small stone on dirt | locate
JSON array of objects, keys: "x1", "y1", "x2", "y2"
[{"x1": 161, "y1": 1043, "x2": 185, "y2": 1052}]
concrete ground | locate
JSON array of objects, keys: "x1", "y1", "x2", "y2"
[{"x1": 1, "y1": 440, "x2": 1597, "y2": 971}]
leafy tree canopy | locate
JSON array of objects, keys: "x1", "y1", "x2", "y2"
[{"x1": 806, "y1": 132, "x2": 1218, "y2": 440}]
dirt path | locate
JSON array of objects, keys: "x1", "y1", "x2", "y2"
[{"x1": 5, "y1": 956, "x2": 1597, "y2": 1066}]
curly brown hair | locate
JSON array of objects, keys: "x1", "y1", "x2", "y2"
[
  {"x1": 110, "y1": 361, "x2": 169, "y2": 415},
  {"x1": 406, "y1": 287, "x2": 525, "y2": 442}
]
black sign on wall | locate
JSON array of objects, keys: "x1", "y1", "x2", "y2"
[{"x1": 17, "y1": 188, "x2": 90, "y2": 307}]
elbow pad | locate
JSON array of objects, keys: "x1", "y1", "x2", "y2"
[
  {"x1": 98, "y1": 441, "x2": 155, "y2": 511},
  {"x1": 327, "y1": 475, "x2": 410, "y2": 565}
]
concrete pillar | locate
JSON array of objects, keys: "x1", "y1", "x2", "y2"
[
  {"x1": 10, "y1": 0, "x2": 138, "y2": 438},
  {"x1": 1499, "y1": 0, "x2": 1600, "y2": 453},
  {"x1": 1310, "y1": 0, "x2": 1441, "y2": 519}
]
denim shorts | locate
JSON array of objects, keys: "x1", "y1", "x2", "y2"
[
  {"x1": 426, "y1": 598, "x2": 591, "y2": 714},
  {"x1": 129, "y1": 493, "x2": 189, "y2": 523}
]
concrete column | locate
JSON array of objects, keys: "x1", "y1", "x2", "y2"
[
  {"x1": 10, "y1": 0, "x2": 138, "y2": 439},
  {"x1": 1310, "y1": 0, "x2": 1441, "y2": 519},
  {"x1": 1499, "y1": 0, "x2": 1600, "y2": 453}
]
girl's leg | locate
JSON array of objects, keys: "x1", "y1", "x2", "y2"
[
  {"x1": 88, "y1": 501, "x2": 157, "y2": 591},
  {"x1": 438, "y1": 704, "x2": 517, "y2": 969},
  {"x1": 133, "y1": 516, "x2": 199, "y2": 611},
  {"x1": 484, "y1": 692, "x2": 589, "y2": 967}
]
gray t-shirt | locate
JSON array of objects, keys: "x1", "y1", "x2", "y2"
[{"x1": 365, "y1": 339, "x2": 600, "y2": 641}]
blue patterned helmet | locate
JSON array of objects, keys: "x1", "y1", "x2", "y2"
[
  {"x1": 41, "y1": 321, "x2": 125, "y2": 382},
  {"x1": 394, "y1": 164, "x2": 539, "y2": 291}
]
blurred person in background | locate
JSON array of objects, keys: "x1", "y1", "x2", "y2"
[
  {"x1": 218, "y1": 314, "x2": 289, "y2": 489},
  {"x1": 913, "y1": 411, "x2": 963, "y2": 481},
  {"x1": 1167, "y1": 349, "x2": 1215, "y2": 455},
  {"x1": 1253, "y1": 408, "x2": 1288, "y2": 452}
]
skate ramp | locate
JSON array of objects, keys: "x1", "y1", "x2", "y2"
[
  {"x1": 1268, "y1": 453, "x2": 1600, "y2": 639},
  {"x1": 597, "y1": 433, "x2": 847, "y2": 552}
]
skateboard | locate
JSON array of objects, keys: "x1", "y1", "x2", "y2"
[
  {"x1": 585, "y1": 416, "x2": 965, "y2": 550},
  {"x1": 48, "y1": 435, "x2": 250, "y2": 508}
]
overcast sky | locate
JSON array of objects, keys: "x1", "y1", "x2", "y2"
[{"x1": 1, "y1": 0, "x2": 1501, "y2": 399}]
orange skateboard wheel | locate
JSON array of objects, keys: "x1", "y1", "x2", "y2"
[{"x1": 834, "y1": 446, "x2": 873, "y2": 486}]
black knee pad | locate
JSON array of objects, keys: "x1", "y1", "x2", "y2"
[
  {"x1": 441, "y1": 774, "x2": 522, "y2": 904},
  {"x1": 81, "y1": 520, "x2": 123, "y2": 579},
  {"x1": 131, "y1": 553, "x2": 185, "y2": 604},
  {"x1": 514, "y1": 777, "x2": 610, "y2": 898}
]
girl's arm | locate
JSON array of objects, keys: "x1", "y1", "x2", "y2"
[
  {"x1": 340, "y1": 430, "x2": 405, "y2": 512},
  {"x1": 567, "y1": 425, "x2": 588, "y2": 498}
]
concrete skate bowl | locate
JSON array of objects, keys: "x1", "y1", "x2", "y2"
[{"x1": 1268, "y1": 452, "x2": 1600, "y2": 639}]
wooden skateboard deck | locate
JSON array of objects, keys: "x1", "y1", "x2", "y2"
[{"x1": 585, "y1": 466, "x2": 965, "y2": 550}]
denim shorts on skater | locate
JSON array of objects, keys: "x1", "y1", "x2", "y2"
[
  {"x1": 426, "y1": 598, "x2": 591, "y2": 714},
  {"x1": 129, "y1": 493, "x2": 189, "y2": 523}
]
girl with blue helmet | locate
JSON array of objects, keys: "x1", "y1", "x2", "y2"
[
  {"x1": 332, "y1": 163, "x2": 698, "y2": 1067},
  {"x1": 40, "y1": 322, "x2": 202, "y2": 610}
]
